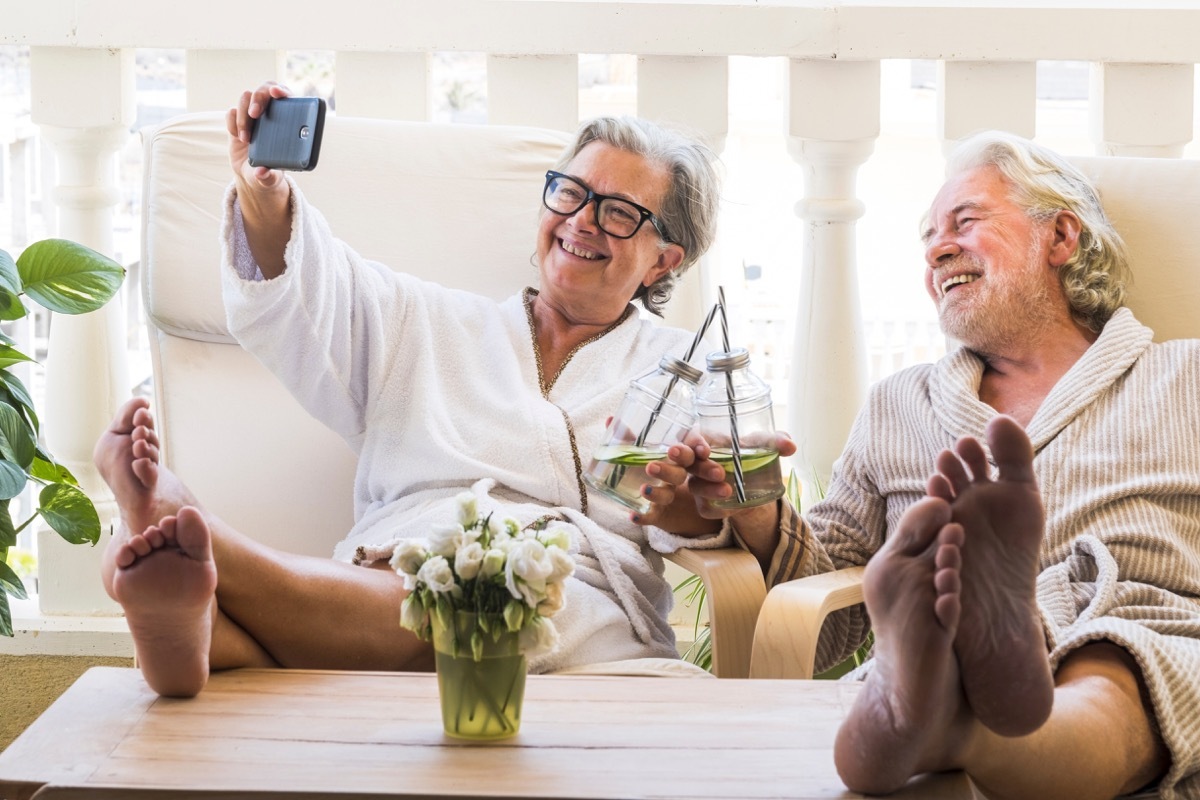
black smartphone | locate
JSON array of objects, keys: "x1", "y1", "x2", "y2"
[{"x1": 248, "y1": 96, "x2": 326, "y2": 171}]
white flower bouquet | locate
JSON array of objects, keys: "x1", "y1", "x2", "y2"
[{"x1": 391, "y1": 492, "x2": 576, "y2": 661}]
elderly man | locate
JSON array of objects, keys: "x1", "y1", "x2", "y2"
[{"x1": 645, "y1": 131, "x2": 1199, "y2": 799}]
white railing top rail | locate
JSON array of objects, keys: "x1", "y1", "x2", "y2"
[{"x1": 6, "y1": 1, "x2": 1200, "y2": 63}]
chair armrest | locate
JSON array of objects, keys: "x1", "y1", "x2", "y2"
[
  {"x1": 749, "y1": 566, "x2": 866, "y2": 679},
  {"x1": 665, "y1": 547, "x2": 766, "y2": 679}
]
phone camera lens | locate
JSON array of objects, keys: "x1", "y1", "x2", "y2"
[{"x1": 300, "y1": 126, "x2": 310, "y2": 140}]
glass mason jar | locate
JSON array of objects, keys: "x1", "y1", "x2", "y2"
[
  {"x1": 584, "y1": 355, "x2": 703, "y2": 514},
  {"x1": 694, "y1": 348, "x2": 785, "y2": 511}
]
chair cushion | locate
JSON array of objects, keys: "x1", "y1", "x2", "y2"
[
  {"x1": 1072, "y1": 155, "x2": 1200, "y2": 342},
  {"x1": 140, "y1": 112, "x2": 571, "y2": 555}
]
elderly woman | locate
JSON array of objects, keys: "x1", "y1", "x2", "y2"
[{"x1": 94, "y1": 82, "x2": 792, "y2": 698}]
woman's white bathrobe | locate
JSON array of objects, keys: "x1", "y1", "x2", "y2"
[
  {"x1": 769, "y1": 307, "x2": 1200, "y2": 798},
  {"x1": 219, "y1": 184, "x2": 710, "y2": 674}
]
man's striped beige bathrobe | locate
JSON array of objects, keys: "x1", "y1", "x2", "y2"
[{"x1": 769, "y1": 308, "x2": 1200, "y2": 798}]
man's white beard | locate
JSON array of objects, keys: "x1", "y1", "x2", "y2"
[{"x1": 937, "y1": 247, "x2": 1057, "y2": 356}]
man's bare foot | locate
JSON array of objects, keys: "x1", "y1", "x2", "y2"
[
  {"x1": 834, "y1": 497, "x2": 969, "y2": 795},
  {"x1": 934, "y1": 415, "x2": 1054, "y2": 737},
  {"x1": 95, "y1": 397, "x2": 201, "y2": 595},
  {"x1": 110, "y1": 507, "x2": 215, "y2": 697}
]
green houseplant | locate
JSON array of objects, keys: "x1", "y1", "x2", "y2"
[{"x1": 0, "y1": 239, "x2": 125, "y2": 636}]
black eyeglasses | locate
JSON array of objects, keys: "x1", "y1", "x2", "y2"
[{"x1": 542, "y1": 171, "x2": 672, "y2": 242}]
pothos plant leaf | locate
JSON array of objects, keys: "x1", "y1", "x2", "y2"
[
  {"x1": 0, "y1": 500, "x2": 14, "y2": 549},
  {"x1": 38, "y1": 483, "x2": 101, "y2": 546},
  {"x1": 15, "y1": 239, "x2": 125, "y2": 315},
  {"x1": 0, "y1": 343, "x2": 35, "y2": 371},
  {"x1": 0, "y1": 557, "x2": 26, "y2": 601},
  {"x1": 29, "y1": 452, "x2": 78, "y2": 486},
  {"x1": 0, "y1": 248, "x2": 21, "y2": 296},
  {"x1": 0, "y1": 402, "x2": 36, "y2": 469},
  {"x1": 0, "y1": 591, "x2": 11, "y2": 637},
  {"x1": 0, "y1": 372, "x2": 39, "y2": 434},
  {"x1": 0, "y1": 460, "x2": 27, "y2": 502},
  {"x1": 0, "y1": 249, "x2": 24, "y2": 322}
]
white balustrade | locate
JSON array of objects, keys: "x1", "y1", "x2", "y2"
[
  {"x1": 28, "y1": 45, "x2": 134, "y2": 615},
  {"x1": 3, "y1": 1, "x2": 1200, "y2": 617},
  {"x1": 786, "y1": 58, "x2": 878, "y2": 501}
]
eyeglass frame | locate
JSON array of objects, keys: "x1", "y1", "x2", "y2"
[{"x1": 542, "y1": 170, "x2": 673, "y2": 243}]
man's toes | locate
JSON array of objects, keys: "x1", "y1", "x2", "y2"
[
  {"x1": 891, "y1": 496, "x2": 952, "y2": 555},
  {"x1": 953, "y1": 436, "x2": 991, "y2": 481},
  {"x1": 986, "y1": 415, "x2": 1037, "y2": 484},
  {"x1": 935, "y1": 448, "x2": 970, "y2": 493}
]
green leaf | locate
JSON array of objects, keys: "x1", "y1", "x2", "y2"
[
  {"x1": 0, "y1": 246, "x2": 25, "y2": 337},
  {"x1": 0, "y1": 501, "x2": 14, "y2": 549},
  {"x1": 39, "y1": 483, "x2": 101, "y2": 545},
  {"x1": 29, "y1": 454, "x2": 77, "y2": 486},
  {"x1": 15, "y1": 239, "x2": 125, "y2": 315},
  {"x1": 0, "y1": 248, "x2": 20, "y2": 295},
  {"x1": 0, "y1": 460, "x2": 27, "y2": 501},
  {"x1": 0, "y1": 372, "x2": 39, "y2": 434},
  {"x1": 0, "y1": 592, "x2": 11, "y2": 637},
  {"x1": 0, "y1": 290, "x2": 27, "y2": 322},
  {"x1": 0, "y1": 557, "x2": 27, "y2": 600},
  {"x1": 0, "y1": 343, "x2": 35, "y2": 370},
  {"x1": 0, "y1": 402, "x2": 36, "y2": 469}
]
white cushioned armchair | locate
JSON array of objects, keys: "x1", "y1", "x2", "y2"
[
  {"x1": 141, "y1": 111, "x2": 766, "y2": 679},
  {"x1": 749, "y1": 153, "x2": 1200, "y2": 680}
]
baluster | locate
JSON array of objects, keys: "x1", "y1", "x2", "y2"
[
  {"x1": 186, "y1": 50, "x2": 286, "y2": 112},
  {"x1": 637, "y1": 55, "x2": 729, "y2": 333},
  {"x1": 336, "y1": 52, "x2": 432, "y2": 120},
  {"x1": 487, "y1": 54, "x2": 577, "y2": 131},
  {"x1": 29, "y1": 46, "x2": 134, "y2": 614},
  {"x1": 786, "y1": 58, "x2": 879, "y2": 501},
  {"x1": 1090, "y1": 62, "x2": 1194, "y2": 157},
  {"x1": 939, "y1": 61, "x2": 1036, "y2": 145}
]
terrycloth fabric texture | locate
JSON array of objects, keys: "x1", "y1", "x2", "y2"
[
  {"x1": 769, "y1": 307, "x2": 1200, "y2": 799},
  {"x1": 220, "y1": 181, "x2": 709, "y2": 674}
]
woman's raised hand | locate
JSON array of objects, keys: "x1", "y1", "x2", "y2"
[
  {"x1": 227, "y1": 82, "x2": 292, "y2": 191},
  {"x1": 225, "y1": 82, "x2": 294, "y2": 279}
]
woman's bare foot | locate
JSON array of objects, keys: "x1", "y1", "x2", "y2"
[
  {"x1": 110, "y1": 507, "x2": 215, "y2": 697},
  {"x1": 95, "y1": 397, "x2": 201, "y2": 595},
  {"x1": 933, "y1": 415, "x2": 1054, "y2": 737},
  {"x1": 834, "y1": 497, "x2": 970, "y2": 795}
]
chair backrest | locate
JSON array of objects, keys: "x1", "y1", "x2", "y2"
[
  {"x1": 142, "y1": 112, "x2": 571, "y2": 555},
  {"x1": 1071, "y1": 155, "x2": 1200, "y2": 342}
]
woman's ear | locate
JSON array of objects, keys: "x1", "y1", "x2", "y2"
[
  {"x1": 644, "y1": 243, "x2": 686, "y2": 287},
  {"x1": 1048, "y1": 209, "x2": 1083, "y2": 268}
]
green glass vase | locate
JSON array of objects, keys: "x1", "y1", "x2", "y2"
[{"x1": 431, "y1": 611, "x2": 527, "y2": 740}]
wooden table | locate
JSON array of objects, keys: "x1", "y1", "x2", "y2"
[{"x1": 0, "y1": 667, "x2": 974, "y2": 800}]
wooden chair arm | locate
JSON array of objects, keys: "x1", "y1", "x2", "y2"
[
  {"x1": 749, "y1": 566, "x2": 866, "y2": 679},
  {"x1": 665, "y1": 547, "x2": 766, "y2": 679}
]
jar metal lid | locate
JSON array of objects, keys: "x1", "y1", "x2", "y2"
[
  {"x1": 705, "y1": 347, "x2": 750, "y2": 372},
  {"x1": 660, "y1": 355, "x2": 703, "y2": 384}
]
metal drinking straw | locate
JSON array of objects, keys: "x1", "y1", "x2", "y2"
[
  {"x1": 634, "y1": 302, "x2": 719, "y2": 447},
  {"x1": 717, "y1": 288, "x2": 747, "y2": 503}
]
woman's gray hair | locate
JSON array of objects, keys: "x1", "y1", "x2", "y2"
[
  {"x1": 553, "y1": 115, "x2": 721, "y2": 317},
  {"x1": 945, "y1": 131, "x2": 1130, "y2": 333}
]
